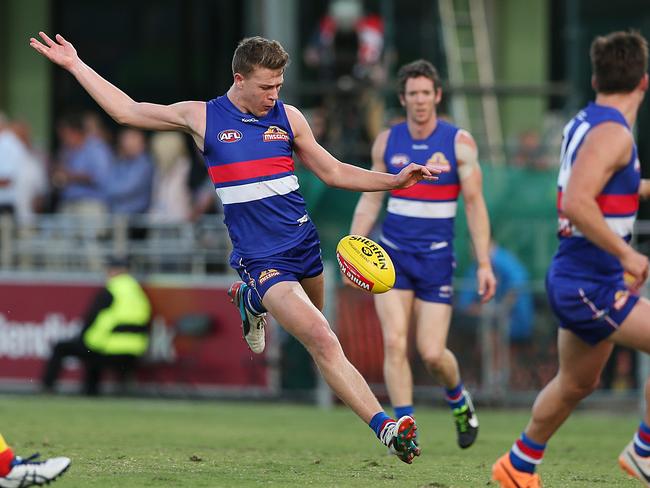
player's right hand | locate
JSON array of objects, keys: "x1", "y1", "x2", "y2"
[
  {"x1": 30, "y1": 32, "x2": 79, "y2": 71},
  {"x1": 393, "y1": 163, "x2": 440, "y2": 189},
  {"x1": 621, "y1": 248, "x2": 649, "y2": 292}
]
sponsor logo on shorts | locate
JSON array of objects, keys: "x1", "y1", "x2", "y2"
[
  {"x1": 390, "y1": 153, "x2": 410, "y2": 167},
  {"x1": 337, "y1": 252, "x2": 373, "y2": 291},
  {"x1": 263, "y1": 125, "x2": 290, "y2": 142},
  {"x1": 439, "y1": 285, "x2": 453, "y2": 298},
  {"x1": 613, "y1": 289, "x2": 630, "y2": 311},
  {"x1": 218, "y1": 129, "x2": 243, "y2": 143},
  {"x1": 427, "y1": 151, "x2": 451, "y2": 172},
  {"x1": 349, "y1": 235, "x2": 389, "y2": 270},
  {"x1": 258, "y1": 269, "x2": 281, "y2": 285},
  {"x1": 297, "y1": 214, "x2": 310, "y2": 226}
]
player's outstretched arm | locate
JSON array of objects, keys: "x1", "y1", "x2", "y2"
[
  {"x1": 286, "y1": 105, "x2": 439, "y2": 191},
  {"x1": 457, "y1": 130, "x2": 496, "y2": 303},
  {"x1": 30, "y1": 32, "x2": 204, "y2": 143}
]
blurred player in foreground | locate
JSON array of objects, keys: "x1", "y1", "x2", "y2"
[
  {"x1": 30, "y1": 32, "x2": 440, "y2": 463},
  {"x1": 0, "y1": 433, "x2": 70, "y2": 487},
  {"x1": 492, "y1": 30, "x2": 650, "y2": 487},
  {"x1": 350, "y1": 60, "x2": 496, "y2": 449}
]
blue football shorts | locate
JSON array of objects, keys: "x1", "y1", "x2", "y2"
[
  {"x1": 383, "y1": 245, "x2": 454, "y2": 304},
  {"x1": 230, "y1": 225, "x2": 324, "y2": 299},
  {"x1": 546, "y1": 268, "x2": 639, "y2": 345}
]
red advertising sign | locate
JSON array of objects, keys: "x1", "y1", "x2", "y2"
[{"x1": 0, "y1": 277, "x2": 270, "y2": 392}]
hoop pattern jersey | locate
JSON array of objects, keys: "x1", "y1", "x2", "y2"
[
  {"x1": 203, "y1": 96, "x2": 322, "y2": 296},
  {"x1": 548, "y1": 102, "x2": 641, "y2": 344},
  {"x1": 379, "y1": 120, "x2": 461, "y2": 303},
  {"x1": 203, "y1": 96, "x2": 315, "y2": 258}
]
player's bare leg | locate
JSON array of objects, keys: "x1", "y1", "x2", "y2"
[
  {"x1": 525, "y1": 329, "x2": 612, "y2": 443},
  {"x1": 608, "y1": 299, "x2": 650, "y2": 483},
  {"x1": 300, "y1": 273, "x2": 325, "y2": 311},
  {"x1": 263, "y1": 280, "x2": 421, "y2": 462},
  {"x1": 264, "y1": 280, "x2": 383, "y2": 421},
  {"x1": 414, "y1": 300, "x2": 478, "y2": 448},
  {"x1": 414, "y1": 301, "x2": 457, "y2": 387},
  {"x1": 374, "y1": 289, "x2": 415, "y2": 407},
  {"x1": 492, "y1": 328, "x2": 612, "y2": 487}
]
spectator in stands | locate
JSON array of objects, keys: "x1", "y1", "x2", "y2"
[
  {"x1": 83, "y1": 110, "x2": 113, "y2": 146},
  {"x1": 304, "y1": 0, "x2": 388, "y2": 152},
  {"x1": 0, "y1": 113, "x2": 21, "y2": 216},
  {"x1": 458, "y1": 240, "x2": 534, "y2": 344},
  {"x1": 511, "y1": 129, "x2": 551, "y2": 171},
  {"x1": 11, "y1": 120, "x2": 49, "y2": 227},
  {"x1": 53, "y1": 112, "x2": 113, "y2": 216},
  {"x1": 42, "y1": 256, "x2": 152, "y2": 396},
  {"x1": 106, "y1": 128, "x2": 154, "y2": 238},
  {"x1": 148, "y1": 132, "x2": 192, "y2": 223}
]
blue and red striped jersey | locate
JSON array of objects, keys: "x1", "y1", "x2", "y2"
[
  {"x1": 380, "y1": 120, "x2": 460, "y2": 256},
  {"x1": 554, "y1": 102, "x2": 640, "y2": 278},
  {"x1": 202, "y1": 96, "x2": 314, "y2": 258}
]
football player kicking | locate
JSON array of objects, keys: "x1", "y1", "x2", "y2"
[{"x1": 31, "y1": 32, "x2": 441, "y2": 463}]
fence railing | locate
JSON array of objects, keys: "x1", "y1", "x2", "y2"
[{"x1": 0, "y1": 214, "x2": 231, "y2": 275}]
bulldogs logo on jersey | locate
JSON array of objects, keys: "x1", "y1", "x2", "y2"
[
  {"x1": 390, "y1": 154, "x2": 410, "y2": 167},
  {"x1": 218, "y1": 129, "x2": 243, "y2": 143},
  {"x1": 427, "y1": 151, "x2": 451, "y2": 172},
  {"x1": 263, "y1": 126, "x2": 289, "y2": 142}
]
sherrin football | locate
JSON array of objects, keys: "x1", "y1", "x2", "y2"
[{"x1": 336, "y1": 235, "x2": 395, "y2": 294}]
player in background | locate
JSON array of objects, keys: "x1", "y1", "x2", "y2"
[
  {"x1": 349, "y1": 60, "x2": 496, "y2": 449},
  {"x1": 492, "y1": 31, "x2": 650, "y2": 488},
  {"x1": 0, "y1": 433, "x2": 70, "y2": 487},
  {"x1": 30, "y1": 32, "x2": 440, "y2": 463}
]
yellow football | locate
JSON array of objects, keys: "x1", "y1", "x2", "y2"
[{"x1": 336, "y1": 235, "x2": 395, "y2": 294}]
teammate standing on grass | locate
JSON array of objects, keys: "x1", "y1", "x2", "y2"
[
  {"x1": 0, "y1": 433, "x2": 70, "y2": 487},
  {"x1": 349, "y1": 59, "x2": 496, "y2": 449},
  {"x1": 30, "y1": 32, "x2": 439, "y2": 463},
  {"x1": 492, "y1": 30, "x2": 650, "y2": 488}
]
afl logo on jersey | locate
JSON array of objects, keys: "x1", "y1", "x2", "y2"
[
  {"x1": 263, "y1": 125, "x2": 290, "y2": 142},
  {"x1": 390, "y1": 154, "x2": 410, "y2": 167},
  {"x1": 218, "y1": 129, "x2": 243, "y2": 143},
  {"x1": 427, "y1": 151, "x2": 451, "y2": 172}
]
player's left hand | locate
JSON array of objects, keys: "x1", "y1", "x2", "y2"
[
  {"x1": 476, "y1": 265, "x2": 497, "y2": 303},
  {"x1": 393, "y1": 163, "x2": 440, "y2": 189}
]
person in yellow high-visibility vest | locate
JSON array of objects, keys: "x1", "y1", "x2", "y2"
[
  {"x1": 42, "y1": 256, "x2": 152, "y2": 395},
  {"x1": 0, "y1": 433, "x2": 70, "y2": 487}
]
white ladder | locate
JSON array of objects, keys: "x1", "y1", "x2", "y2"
[{"x1": 438, "y1": 0, "x2": 505, "y2": 164}]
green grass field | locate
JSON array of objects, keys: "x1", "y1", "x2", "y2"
[{"x1": 0, "y1": 394, "x2": 642, "y2": 487}]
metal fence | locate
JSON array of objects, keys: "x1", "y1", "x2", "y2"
[{"x1": 0, "y1": 214, "x2": 231, "y2": 275}]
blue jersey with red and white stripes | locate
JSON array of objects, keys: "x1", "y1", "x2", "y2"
[
  {"x1": 203, "y1": 96, "x2": 314, "y2": 258},
  {"x1": 380, "y1": 120, "x2": 460, "y2": 256},
  {"x1": 553, "y1": 102, "x2": 640, "y2": 279}
]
